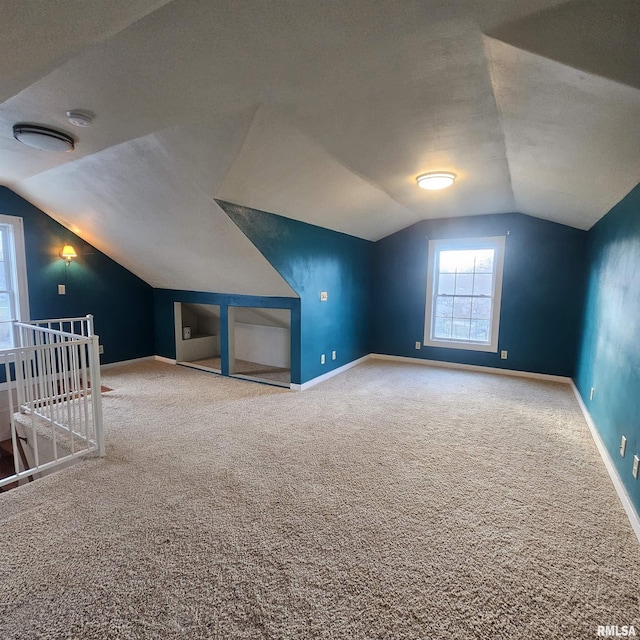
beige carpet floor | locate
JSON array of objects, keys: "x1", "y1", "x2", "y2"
[
  {"x1": 185, "y1": 358, "x2": 291, "y2": 386},
  {"x1": 0, "y1": 359, "x2": 639, "y2": 639}
]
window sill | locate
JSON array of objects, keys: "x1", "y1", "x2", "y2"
[{"x1": 423, "y1": 339, "x2": 498, "y2": 353}]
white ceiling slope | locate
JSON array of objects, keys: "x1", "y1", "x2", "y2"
[
  {"x1": 1, "y1": 0, "x2": 639, "y2": 292},
  {"x1": 0, "y1": 0, "x2": 173, "y2": 104},
  {"x1": 16, "y1": 132, "x2": 296, "y2": 296},
  {"x1": 486, "y1": 37, "x2": 640, "y2": 229},
  {"x1": 216, "y1": 106, "x2": 421, "y2": 239}
]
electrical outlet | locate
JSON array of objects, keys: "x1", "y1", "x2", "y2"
[
  {"x1": 620, "y1": 436, "x2": 627, "y2": 457},
  {"x1": 58, "y1": 284, "x2": 66, "y2": 295},
  {"x1": 415, "y1": 341, "x2": 421, "y2": 350},
  {"x1": 320, "y1": 291, "x2": 328, "y2": 301},
  {"x1": 590, "y1": 387, "x2": 595, "y2": 401},
  {"x1": 98, "y1": 345, "x2": 104, "y2": 355},
  {"x1": 633, "y1": 455, "x2": 639, "y2": 479},
  {"x1": 320, "y1": 354, "x2": 325, "y2": 365},
  {"x1": 500, "y1": 350, "x2": 508, "y2": 360},
  {"x1": 332, "y1": 350, "x2": 336, "y2": 360}
]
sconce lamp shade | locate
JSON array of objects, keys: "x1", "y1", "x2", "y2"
[{"x1": 60, "y1": 245, "x2": 77, "y2": 262}]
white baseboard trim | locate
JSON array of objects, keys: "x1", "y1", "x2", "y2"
[
  {"x1": 290, "y1": 355, "x2": 370, "y2": 391},
  {"x1": 370, "y1": 353, "x2": 572, "y2": 384},
  {"x1": 570, "y1": 381, "x2": 640, "y2": 543},
  {"x1": 100, "y1": 356, "x2": 157, "y2": 371},
  {"x1": 150, "y1": 351, "x2": 570, "y2": 387}
]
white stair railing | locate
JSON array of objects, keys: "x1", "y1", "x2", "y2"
[{"x1": 0, "y1": 315, "x2": 104, "y2": 490}]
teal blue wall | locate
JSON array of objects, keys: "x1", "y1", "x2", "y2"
[
  {"x1": 153, "y1": 289, "x2": 301, "y2": 382},
  {"x1": 218, "y1": 201, "x2": 373, "y2": 384},
  {"x1": 576, "y1": 183, "x2": 640, "y2": 513},
  {"x1": 0, "y1": 187, "x2": 154, "y2": 364},
  {"x1": 372, "y1": 212, "x2": 587, "y2": 377}
]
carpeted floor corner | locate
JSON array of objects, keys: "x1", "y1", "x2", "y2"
[{"x1": 0, "y1": 359, "x2": 638, "y2": 639}]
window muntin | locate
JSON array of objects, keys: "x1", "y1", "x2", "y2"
[
  {"x1": 424, "y1": 236, "x2": 505, "y2": 352},
  {"x1": 0, "y1": 215, "x2": 29, "y2": 350}
]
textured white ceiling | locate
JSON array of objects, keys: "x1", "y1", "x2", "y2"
[
  {"x1": 16, "y1": 132, "x2": 296, "y2": 295},
  {"x1": 1, "y1": 0, "x2": 639, "y2": 293},
  {"x1": 486, "y1": 37, "x2": 640, "y2": 229}
]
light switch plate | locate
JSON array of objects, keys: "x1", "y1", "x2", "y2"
[
  {"x1": 633, "y1": 455, "x2": 639, "y2": 480},
  {"x1": 620, "y1": 436, "x2": 627, "y2": 457},
  {"x1": 320, "y1": 291, "x2": 328, "y2": 301},
  {"x1": 58, "y1": 284, "x2": 66, "y2": 295}
]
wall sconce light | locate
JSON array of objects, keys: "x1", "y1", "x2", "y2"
[{"x1": 60, "y1": 244, "x2": 77, "y2": 265}]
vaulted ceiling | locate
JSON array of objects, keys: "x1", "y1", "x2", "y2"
[{"x1": 1, "y1": 0, "x2": 639, "y2": 296}]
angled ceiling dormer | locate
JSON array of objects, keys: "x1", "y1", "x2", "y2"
[
  {"x1": 16, "y1": 129, "x2": 296, "y2": 296},
  {"x1": 0, "y1": 0, "x2": 638, "y2": 289},
  {"x1": 487, "y1": 0, "x2": 640, "y2": 92},
  {"x1": 485, "y1": 0, "x2": 640, "y2": 229}
]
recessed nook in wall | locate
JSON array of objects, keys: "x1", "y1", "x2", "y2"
[
  {"x1": 174, "y1": 302, "x2": 221, "y2": 372},
  {"x1": 228, "y1": 307, "x2": 291, "y2": 387}
]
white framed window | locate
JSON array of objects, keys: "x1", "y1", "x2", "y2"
[
  {"x1": 0, "y1": 215, "x2": 30, "y2": 349},
  {"x1": 423, "y1": 236, "x2": 505, "y2": 352}
]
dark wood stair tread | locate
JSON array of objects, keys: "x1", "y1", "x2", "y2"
[
  {"x1": 0, "y1": 438, "x2": 14, "y2": 457},
  {"x1": 0, "y1": 437, "x2": 32, "y2": 491}
]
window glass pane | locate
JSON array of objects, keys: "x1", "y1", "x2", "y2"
[
  {"x1": 475, "y1": 250, "x2": 494, "y2": 273},
  {"x1": 470, "y1": 319, "x2": 490, "y2": 342},
  {"x1": 440, "y1": 250, "x2": 476, "y2": 274},
  {"x1": 454, "y1": 273, "x2": 473, "y2": 295},
  {"x1": 435, "y1": 296, "x2": 453, "y2": 318},
  {"x1": 473, "y1": 273, "x2": 493, "y2": 296},
  {"x1": 452, "y1": 296, "x2": 472, "y2": 319},
  {"x1": 452, "y1": 319, "x2": 471, "y2": 340},
  {"x1": 426, "y1": 237, "x2": 504, "y2": 351},
  {"x1": 0, "y1": 228, "x2": 7, "y2": 290},
  {"x1": 455, "y1": 250, "x2": 475, "y2": 273},
  {"x1": 0, "y1": 220, "x2": 27, "y2": 350},
  {"x1": 471, "y1": 297, "x2": 492, "y2": 320},
  {"x1": 439, "y1": 251, "x2": 459, "y2": 273},
  {"x1": 0, "y1": 293, "x2": 11, "y2": 322},
  {"x1": 0, "y1": 322, "x2": 11, "y2": 350},
  {"x1": 438, "y1": 273, "x2": 455, "y2": 295},
  {"x1": 434, "y1": 317, "x2": 452, "y2": 339}
]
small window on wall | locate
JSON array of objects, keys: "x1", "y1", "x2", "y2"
[
  {"x1": 0, "y1": 215, "x2": 29, "y2": 349},
  {"x1": 424, "y1": 236, "x2": 505, "y2": 352}
]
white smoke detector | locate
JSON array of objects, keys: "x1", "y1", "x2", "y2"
[{"x1": 66, "y1": 110, "x2": 94, "y2": 127}]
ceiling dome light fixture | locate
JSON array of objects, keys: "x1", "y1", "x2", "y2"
[
  {"x1": 416, "y1": 171, "x2": 456, "y2": 190},
  {"x1": 13, "y1": 124, "x2": 74, "y2": 152},
  {"x1": 66, "y1": 110, "x2": 93, "y2": 127}
]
